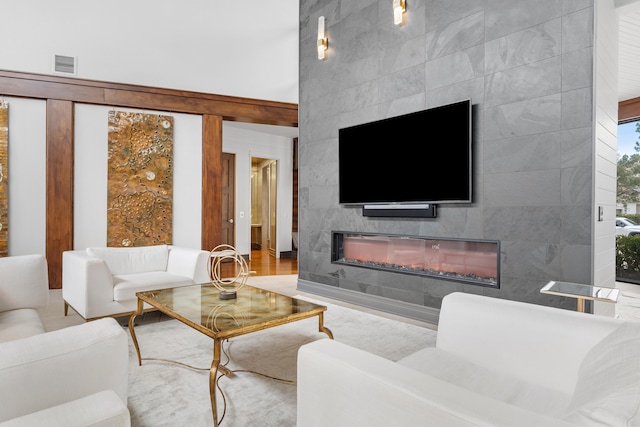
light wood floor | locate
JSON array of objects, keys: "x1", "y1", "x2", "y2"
[{"x1": 220, "y1": 249, "x2": 297, "y2": 277}]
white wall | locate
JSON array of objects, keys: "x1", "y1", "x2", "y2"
[
  {"x1": 3, "y1": 105, "x2": 293, "y2": 258},
  {"x1": 0, "y1": 0, "x2": 299, "y2": 104},
  {"x1": 5, "y1": 97, "x2": 46, "y2": 256}
]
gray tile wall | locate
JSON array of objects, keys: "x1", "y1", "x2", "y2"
[{"x1": 298, "y1": 0, "x2": 595, "y2": 310}]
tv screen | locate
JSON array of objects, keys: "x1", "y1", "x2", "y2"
[{"x1": 338, "y1": 99, "x2": 472, "y2": 205}]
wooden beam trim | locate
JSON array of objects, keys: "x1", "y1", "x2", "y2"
[
  {"x1": 0, "y1": 70, "x2": 297, "y2": 126},
  {"x1": 0, "y1": 69, "x2": 297, "y2": 107},
  {"x1": 103, "y1": 89, "x2": 297, "y2": 124},
  {"x1": 46, "y1": 100, "x2": 74, "y2": 289},
  {"x1": 202, "y1": 115, "x2": 223, "y2": 251},
  {"x1": 620, "y1": 97, "x2": 640, "y2": 123}
]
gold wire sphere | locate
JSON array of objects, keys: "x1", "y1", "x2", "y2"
[{"x1": 207, "y1": 244, "x2": 250, "y2": 299}]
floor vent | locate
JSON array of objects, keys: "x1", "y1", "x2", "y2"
[{"x1": 54, "y1": 55, "x2": 76, "y2": 75}]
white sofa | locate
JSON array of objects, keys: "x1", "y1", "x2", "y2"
[
  {"x1": 0, "y1": 254, "x2": 130, "y2": 426},
  {"x1": 298, "y1": 292, "x2": 640, "y2": 427},
  {"x1": 63, "y1": 244, "x2": 210, "y2": 320}
]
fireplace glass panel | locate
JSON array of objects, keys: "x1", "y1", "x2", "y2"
[{"x1": 332, "y1": 232, "x2": 500, "y2": 287}]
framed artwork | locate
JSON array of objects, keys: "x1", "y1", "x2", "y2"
[{"x1": 107, "y1": 111, "x2": 174, "y2": 247}]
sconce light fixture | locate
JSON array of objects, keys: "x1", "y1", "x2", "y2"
[
  {"x1": 317, "y1": 16, "x2": 328, "y2": 60},
  {"x1": 393, "y1": 0, "x2": 406, "y2": 25}
]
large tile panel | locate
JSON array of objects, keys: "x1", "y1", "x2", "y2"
[{"x1": 298, "y1": 0, "x2": 596, "y2": 312}]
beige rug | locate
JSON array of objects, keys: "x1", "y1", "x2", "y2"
[{"x1": 125, "y1": 294, "x2": 436, "y2": 426}]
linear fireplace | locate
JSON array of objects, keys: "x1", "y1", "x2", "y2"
[{"x1": 331, "y1": 231, "x2": 500, "y2": 287}]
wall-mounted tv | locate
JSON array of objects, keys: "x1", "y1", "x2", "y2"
[{"x1": 338, "y1": 99, "x2": 472, "y2": 206}]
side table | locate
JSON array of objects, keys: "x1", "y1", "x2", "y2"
[{"x1": 540, "y1": 281, "x2": 620, "y2": 313}]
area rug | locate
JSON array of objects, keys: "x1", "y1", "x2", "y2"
[{"x1": 125, "y1": 295, "x2": 436, "y2": 427}]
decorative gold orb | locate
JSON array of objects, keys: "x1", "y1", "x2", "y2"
[{"x1": 207, "y1": 244, "x2": 250, "y2": 299}]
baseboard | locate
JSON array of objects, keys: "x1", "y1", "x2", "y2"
[{"x1": 296, "y1": 278, "x2": 440, "y2": 325}]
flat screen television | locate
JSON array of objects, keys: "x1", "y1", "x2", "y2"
[{"x1": 338, "y1": 99, "x2": 472, "y2": 206}]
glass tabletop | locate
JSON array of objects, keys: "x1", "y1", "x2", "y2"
[
  {"x1": 540, "y1": 281, "x2": 620, "y2": 303},
  {"x1": 136, "y1": 283, "x2": 327, "y2": 340}
]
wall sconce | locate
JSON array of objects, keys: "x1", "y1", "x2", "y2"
[
  {"x1": 393, "y1": 0, "x2": 406, "y2": 25},
  {"x1": 317, "y1": 16, "x2": 328, "y2": 60}
]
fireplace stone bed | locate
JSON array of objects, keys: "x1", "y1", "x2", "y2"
[{"x1": 331, "y1": 231, "x2": 500, "y2": 288}]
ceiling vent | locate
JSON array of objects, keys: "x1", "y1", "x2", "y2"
[{"x1": 53, "y1": 55, "x2": 77, "y2": 75}]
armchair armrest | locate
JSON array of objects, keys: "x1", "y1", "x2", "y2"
[
  {"x1": 0, "y1": 255, "x2": 48, "y2": 312},
  {"x1": 0, "y1": 318, "x2": 128, "y2": 422},
  {"x1": 0, "y1": 390, "x2": 130, "y2": 427},
  {"x1": 62, "y1": 251, "x2": 114, "y2": 319},
  {"x1": 166, "y1": 246, "x2": 210, "y2": 283},
  {"x1": 297, "y1": 339, "x2": 575, "y2": 427}
]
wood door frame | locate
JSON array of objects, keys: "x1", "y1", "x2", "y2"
[{"x1": 221, "y1": 152, "x2": 236, "y2": 248}]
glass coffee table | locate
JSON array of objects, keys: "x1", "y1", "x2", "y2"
[{"x1": 128, "y1": 282, "x2": 333, "y2": 427}]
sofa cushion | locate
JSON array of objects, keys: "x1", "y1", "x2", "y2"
[
  {"x1": 0, "y1": 254, "x2": 49, "y2": 312},
  {"x1": 87, "y1": 245, "x2": 169, "y2": 275},
  {"x1": 563, "y1": 322, "x2": 640, "y2": 426},
  {"x1": 398, "y1": 347, "x2": 571, "y2": 418},
  {"x1": 112, "y1": 272, "x2": 194, "y2": 301},
  {"x1": 0, "y1": 309, "x2": 45, "y2": 344}
]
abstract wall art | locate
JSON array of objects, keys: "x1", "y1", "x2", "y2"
[
  {"x1": 0, "y1": 101, "x2": 7, "y2": 257},
  {"x1": 107, "y1": 111, "x2": 174, "y2": 247}
]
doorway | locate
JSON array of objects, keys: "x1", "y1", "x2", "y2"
[{"x1": 251, "y1": 157, "x2": 278, "y2": 258}]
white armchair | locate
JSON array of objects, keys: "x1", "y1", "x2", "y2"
[
  {"x1": 0, "y1": 254, "x2": 49, "y2": 342},
  {"x1": 298, "y1": 292, "x2": 640, "y2": 427},
  {"x1": 0, "y1": 319, "x2": 130, "y2": 427},
  {"x1": 0, "y1": 254, "x2": 130, "y2": 426},
  {"x1": 63, "y1": 244, "x2": 210, "y2": 320}
]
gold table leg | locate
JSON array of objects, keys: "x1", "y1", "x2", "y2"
[
  {"x1": 576, "y1": 297, "x2": 586, "y2": 313},
  {"x1": 130, "y1": 307, "x2": 333, "y2": 427},
  {"x1": 210, "y1": 339, "x2": 221, "y2": 427},
  {"x1": 318, "y1": 312, "x2": 334, "y2": 339},
  {"x1": 128, "y1": 298, "x2": 144, "y2": 366}
]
